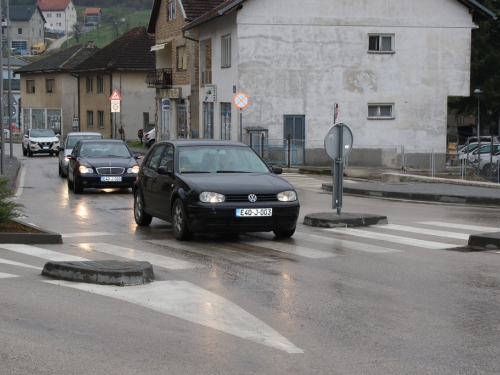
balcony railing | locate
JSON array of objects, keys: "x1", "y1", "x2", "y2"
[{"x1": 146, "y1": 68, "x2": 173, "y2": 87}]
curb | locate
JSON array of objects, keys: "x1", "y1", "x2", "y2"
[
  {"x1": 303, "y1": 212, "x2": 388, "y2": 228},
  {"x1": 42, "y1": 260, "x2": 155, "y2": 286},
  {"x1": 0, "y1": 219, "x2": 63, "y2": 244},
  {"x1": 468, "y1": 232, "x2": 500, "y2": 250}
]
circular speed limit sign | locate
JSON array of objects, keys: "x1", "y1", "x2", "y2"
[{"x1": 234, "y1": 93, "x2": 249, "y2": 109}]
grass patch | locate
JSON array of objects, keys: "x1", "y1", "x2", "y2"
[{"x1": 127, "y1": 140, "x2": 144, "y2": 148}]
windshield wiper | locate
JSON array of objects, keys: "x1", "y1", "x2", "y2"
[{"x1": 216, "y1": 171, "x2": 251, "y2": 173}]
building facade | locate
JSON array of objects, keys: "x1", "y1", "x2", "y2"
[
  {"x1": 36, "y1": 0, "x2": 77, "y2": 35},
  {"x1": 4, "y1": 5, "x2": 45, "y2": 56}
]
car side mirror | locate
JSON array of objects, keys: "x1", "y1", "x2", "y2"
[
  {"x1": 271, "y1": 166, "x2": 283, "y2": 174},
  {"x1": 67, "y1": 154, "x2": 76, "y2": 160},
  {"x1": 23, "y1": 134, "x2": 28, "y2": 139},
  {"x1": 158, "y1": 166, "x2": 172, "y2": 175},
  {"x1": 133, "y1": 154, "x2": 142, "y2": 160}
]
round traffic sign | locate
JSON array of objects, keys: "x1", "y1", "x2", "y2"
[
  {"x1": 234, "y1": 93, "x2": 249, "y2": 109},
  {"x1": 324, "y1": 123, "x2": 353, "y2": 159}
]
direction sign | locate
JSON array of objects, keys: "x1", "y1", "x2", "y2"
[
  {"x1": 234, "y1": 93, "x2": 249, "y2": 109},
  {"x1": 110, "y1": 89, "x2": 122, "y2": 101}
]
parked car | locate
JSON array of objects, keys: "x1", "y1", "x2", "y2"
[
  {"x1": 21, "y1": 128, "x2": 60, "y2": 157},
  {"x1": 473, "y1": 148, "x2": 500, "y2": 174},
  {"x1": 457, "y1": 136, "x2": 500, "y2": 152},
  {"x1": 133, "y1": 139, "x2": 300, "y2": 241},
  {"x1": 468, "y1": 144, "x2": 500, "y2": 164},
  {"x1": 67, "y1": 139, "x2": 140, "y2": 194},
  {"x1": 58, "y1": 132, "x2": 104, "y2": 177},
  {"x1": 143, "y1": 128, "x2": 155, "y2": 148}
]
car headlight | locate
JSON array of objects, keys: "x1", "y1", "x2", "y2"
[
  {"x1": 79, "y1": 165, "x2": 92, "y2": 174},
  {"x1": 277, "y1": 190, "x2": 297, "y2": 202},
  {"x1": 127, "y1": 165, "x2": 140, "y2": 173},
  {"x1": 200, "y1": 192, "x2": 226, "y2": 203}
]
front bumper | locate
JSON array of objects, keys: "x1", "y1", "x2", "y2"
[
  {"x1": 29, "y1": 143, "x2": 59, "y2": 153},
  {"x1": 78, "y1": 174, "x2": 138, "y2": 189},
  {"x1": 186, "y1": 202, "x2": 300, "y2": 234}
]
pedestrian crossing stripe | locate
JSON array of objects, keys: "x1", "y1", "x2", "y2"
[
  {"x1": 0, "y1": 258, "x2": 42, "y2": 270},
  {"x1": 382, "y1": 224, "x2": 470, "y2": 240},
  {"x1": 0, "y1": 272, "x2": 20, "y2": 279},
  {"x1": 418, "y1": 222, "x2": 500, "y2": 232}
]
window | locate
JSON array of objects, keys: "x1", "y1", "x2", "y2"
[
  {"x1": 46, "y1": 79, "x2": 55, "y2": 93},
  {"x1": 57, "y1": 13, "x2": 62, "y2": 18},
  {"x1": 220, "y1": 103, "x2": 231, "y2": 140},
  {"x1": 221, "y1": 35, "x2": 231, "y2": 68},
  {"x1": 86, "y1": 77, "x2": 93, "y2": 93},
  {"x1": 368, "y1": 104, "x2": 394, "y2": 118},
  {"x1": 18, "y1": 28, "x2": 22, "y2": 35},
  {"x1": 97, "y1": 77, "x2": 104, "y2": 93},
  {"x1": 47, "y1": 14, "x2": 52, "y2": 18},
  {"x1": 87, "y1": 111, "x2": 94, "y2": 127},
  {"x1": 26, "y1": 80, "x2": 35, "y2": 94},
  {"x1": 145, "y1": 144, "x2": 165, "y2": 170},
  {"x1": 98, "y1": 111, "x2": 104, "y2": 128},
  {"x1": 167, "y1": 0, "x2": 176, "y2": 21},
  {"x1": 368, "y1": 34, "x2": 394, "y2": 52},
  {"x1": 159, "y1": 145, "x2": 174, "y2": 172},
  {"x1": 56, "y1": 23, "x2": 62, "y2": 27},
  {"x1": 176, "y1": 45, "x2": 187, "y2": 71}
]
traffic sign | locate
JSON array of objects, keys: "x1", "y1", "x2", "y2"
[
  {"x1": 111, "y1": 100, "x2": 120, "y2": 113},
  {"x1": 110, "y1": 89, "x2": 122, "y2": 101},
  {"x1": 324, "y1": 123, "x2": 353, "y2": 159},
  {"x1": 234, "y1": 93, "x2": 249, "y2": 109}
]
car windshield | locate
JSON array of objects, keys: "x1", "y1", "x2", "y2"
[
  {"x1": 67, "y1": 135, "x2": 102, "y2": 148},
  {"x1": 79, "y1": 142, "x2": 131, "y2": 158},
  {"x1": 178, "y1": 145, "x2": 270, "y2": 173},
  {"x1": 31, "y1": 129, "x2": 56, "y2": 137}
]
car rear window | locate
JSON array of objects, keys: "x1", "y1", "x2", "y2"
[{"x1": 67, "y1": 135, "x2": 102, "y2": 148}]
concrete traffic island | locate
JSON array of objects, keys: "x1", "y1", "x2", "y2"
[
  {"x1": 468, "y1": 232, "x2": 500, "y2": 250},
  {"x1": 303, "y1": 212, "x2": 388, "y2": 228},
  {"x1": 42, "y1": 260, "x2": 154, "y2": 286}
]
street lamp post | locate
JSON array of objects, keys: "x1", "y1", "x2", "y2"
[{"x1": 474, "y1": 88, "x2": 483, "y2": 176}]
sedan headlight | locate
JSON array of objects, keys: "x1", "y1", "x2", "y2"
[
  {"x1": 79, "y1": 165, "x2": 92, "y2": 174},
  {"x1": 200, "y1": 192, "x2": 226, "y2": 203},
  {"x1": 127, "y1": 165, "x2": 140, "y2": 174},
  {"x1": 277, "y1": 190, "x2": 297, "y2": 202}
]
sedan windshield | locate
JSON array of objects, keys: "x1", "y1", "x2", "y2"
[
  {"x1": 178, "y1": 145, "x2": 270, "y2": 173},
  {"x1": 80, "y1": 142, "x2": 131, "y2": 158},
  {"x1": 31, "y1": 129, "x2": 56, "y2": 137}
]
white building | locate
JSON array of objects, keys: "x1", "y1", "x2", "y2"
[
  {"x1": 182, "y1": 0, "x2": 496, "y2": 166},
  {"x1": 36, "y1": 0, "x2": 77, "y2": 35}
]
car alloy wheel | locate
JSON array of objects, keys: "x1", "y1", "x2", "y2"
[
  {"x1": 134, "y1": 191, "x2": 152, "y2": 226},
  {"x1": 172, "y1": 198, "x2": 192, "y2": 241}
]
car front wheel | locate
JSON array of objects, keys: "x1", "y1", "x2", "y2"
[
  {"x1": 73, "y1": 173, "x2": 83, "y2": 194},
  {"x1": 172, "y1": 198, "x2": 192, "y2": 241},
  {"x1": 273, "y1": 227, "x2": 296, "y2": 238},
  {"x1": 134, "y1": 190, "x2": 152, "y2": 226},
  {"x1": 22, "y1": 145, "x2": 27, "y2": 156}
]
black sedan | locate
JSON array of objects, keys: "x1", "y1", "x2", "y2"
[
  {"x1": 67, "y1": 139, "x2": 140, "y2": 194},
  {"x1": 133, "y1": 140, "x2": 300, "y2": 240}
]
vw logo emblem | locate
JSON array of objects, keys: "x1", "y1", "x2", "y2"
[{"x1": 248, "y1": 194, "x2": 257, "y2": 203}]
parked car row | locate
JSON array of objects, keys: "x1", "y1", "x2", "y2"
[{"x1": 24, "y1": 131, "x2": 299, "y2": 241}]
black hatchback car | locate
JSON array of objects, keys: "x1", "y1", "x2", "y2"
[
  {"x1": 133, "y1": 140, "x2": 300, "y2": 240},
  {"x1": 67, "y1": 139, "x2": 140, "y2": 194}
]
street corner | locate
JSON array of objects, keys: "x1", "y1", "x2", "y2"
[
  {"x1": 303, "y1": 212, "x2": 388, "y2": 228},
  {"x1": 42, "y1": 260, "x2": 155, "y2": 286},
  {"x1": 467, "y1": 232, "x2": 500, "y2": 251}
]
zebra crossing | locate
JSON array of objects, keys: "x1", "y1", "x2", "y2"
[
  {"x1": 0, "y1": 221, "x2": 498, "y2": 279},
  {"x1": 280, "y1": 173, "x2": 329, "y2": 191}
]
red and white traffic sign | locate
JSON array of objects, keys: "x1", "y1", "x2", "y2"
[
  {"x1": 234, "y1": 92, "x2": 249, "y2": 109},
  {"x1": 110, "y1": 89, "x2": 122, "y2": 101}
]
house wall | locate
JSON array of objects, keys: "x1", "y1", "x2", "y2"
[
  {"x1": 197, "y1": 0, "x2": 476, "y2": 164},
  {"x1": 42, "y1": 0, "x2": 77, "y2": 34},
  {"x1": 9, "y1": 10, "x2": 45, "y2": 54}
]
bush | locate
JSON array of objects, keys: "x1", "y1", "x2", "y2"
[{"x1": 0, "y1": 178, "x2": 24, "y2": 223}]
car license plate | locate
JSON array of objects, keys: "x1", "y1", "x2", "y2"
[
  {"x1": 236, "y1": 208, "x2": 272, "y2": 217},
  {"x1": 101, "y1": 176, "x2": 122, "y2": 182},
  {"x1": 43, "y1": 146, "x2": 49, "y2": 150}
]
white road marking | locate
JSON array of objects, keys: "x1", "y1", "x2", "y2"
[
  {"x1": 291, "y1": 232, "x2": 401, "y2": 253},
  {"x1": 12, "y1": 164, "x2": 26, "y2": 199},
  {"x1": 0, "y1": 272, "x2": 20, "y2": 279},
  {"x1": 0, "y1": 258, "x2": 43, "y2": 270},
  {"x1": 74, "y1": 243, "x2": 202, "y2": 270},
  {"x1": 383, "y1": 224, "x2": 470, "y2": 240},
  {"x1": 324, "y1": 228, "x2": 457, "y2": 250},
  {"x1": 62, "y1": 232, "x2": 114, "y2": 238},
  {"x1": 148, "y1": 239, "x2": 275, "y2": 263},
  {"x1": 418, "y1": 222, "x2": 500, "y2": 233},
  {"x1": 44, "y1": 279, "x2": 304, "y2": 354},
  {"x1": 0, "y1": 244, "x2": 90, "y2": 262},
  {"x1": 238, "y1": 239, "x2": 335, "y2": 259}
]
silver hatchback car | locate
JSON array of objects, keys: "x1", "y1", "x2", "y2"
[{"x1": 58, "y1": 132, "x2": 103, "y2": 177}]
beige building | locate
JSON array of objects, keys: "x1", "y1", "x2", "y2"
[
  {"x1": 5, "y1": 5, "x2": 46, "y2": 56},
  {"x1": 15, "y1": 44, "x2": 99, "y2": 136}
]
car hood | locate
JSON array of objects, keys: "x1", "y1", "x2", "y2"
[
  {"x1": 180, "y1": 173, "x2": 295, "y2": 194},
  {"x1": 29, "y1": 136, "x2": 59, "y2": 143},
  {"x1": 80, "y1": 157, "x2": 137, "y2": 168}
]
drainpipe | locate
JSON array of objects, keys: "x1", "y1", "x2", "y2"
[
  {"x1": 70, "y1": 73, "x2": 81, "y2": 131},
  {"x1": 182, "y1": 30, "x2": 199, "y2": 43}
]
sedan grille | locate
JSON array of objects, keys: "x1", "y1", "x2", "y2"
[
  {"x1": 225, "y1": 194, "x2": 277, "y2": 202},
  {"x1": 96, "y1": 167, "x2": 125, "y2": 175},
  {"x1": 40, "y1": 141, "x2": 53, "y2": 146}
]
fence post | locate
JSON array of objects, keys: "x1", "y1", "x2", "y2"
[
  {"x1": 260, "y1": 132, "x2": 265, "y2": 158},
  {"x1": 402, "y1": 146, "x2": 406, "y2": 174},
  {"x1": 287, "y1": 134, "x2": 291, "y2": 168}
]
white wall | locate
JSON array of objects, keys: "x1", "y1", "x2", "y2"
[{"x1": 198, "y1": 0, "x2": 476, "y2": 153}]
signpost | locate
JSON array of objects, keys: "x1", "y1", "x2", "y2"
[
  {"x1": 110, "y1": 89, "x2": 121, "y2": 138},
  {"x1": 234, "y1": 93, "x2": 249, "y2": 142},
  {"x1": 324, "y1": 123, "x2": 353, "y2": 215}
]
